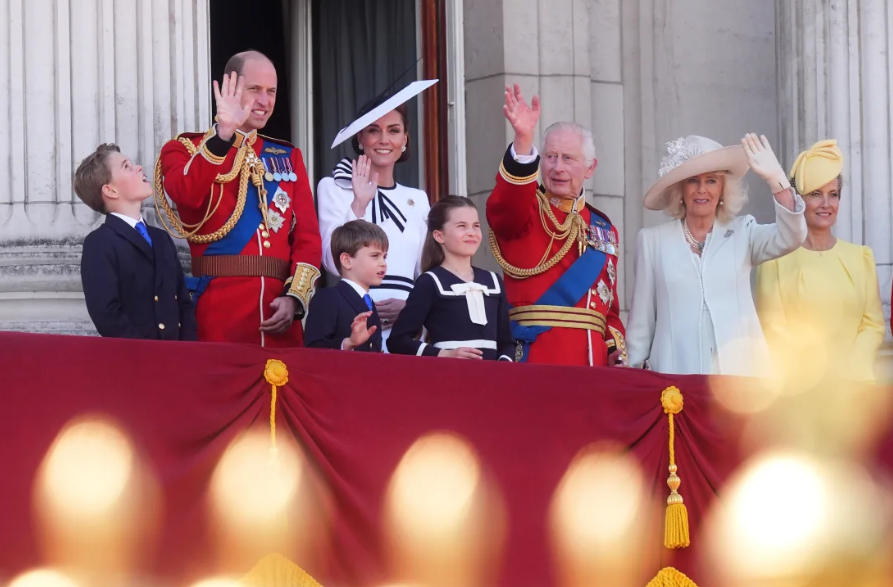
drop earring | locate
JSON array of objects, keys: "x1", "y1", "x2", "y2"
[{"x1": 401, "y1": 145, "x2": 406, "y2": 152}]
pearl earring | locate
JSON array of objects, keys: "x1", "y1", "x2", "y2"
[
  {"x1": 401, "y1": 145, "x2": 406, "y2": 152},
  {"x1": 719, "y1": 198, "x2": 724, "y2": 206}
]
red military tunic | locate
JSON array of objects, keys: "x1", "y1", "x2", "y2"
[
  {"x1": 486, "y1": 145, "x2": 626, "y2": 366},
  {"x1": 158, "y1": 126, "x2": 322, "y2": 347}
]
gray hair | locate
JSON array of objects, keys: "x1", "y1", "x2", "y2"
[
  {"x1": 542, "y1": 122, "x2": 597, "y2": 166},
  {"x1": 664, "y1": 173, "x2": 748, "y2": 224}
]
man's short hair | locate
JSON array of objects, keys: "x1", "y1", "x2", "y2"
[
  {"x1": 224, "y1": 50, "x2": 274, "y2": 77},
  {"x1": 73, "y1": 143, "x2": 121, "y2": 214},
  {"x1": 331, "y1": 220, "x2": 389, "y2": 275}
]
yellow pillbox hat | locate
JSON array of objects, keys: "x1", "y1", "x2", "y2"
[{"x1": 789, "y1": 139, "x2": 844, "y2": 195}]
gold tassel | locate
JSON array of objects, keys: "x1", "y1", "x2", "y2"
[
  {"x1": 264, "y1": 359, "x2": 289, "y2": 466},
  {"x1": 661, "y1": 386, "x2": 690, "y2": 549},
  {"x1": 645, "y1": 566, "x2": 699, "y2": 587}
]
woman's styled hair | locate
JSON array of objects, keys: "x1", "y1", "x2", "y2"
[
  {"x1": 351, "y1": 103, "x2": 411, "y2": 164},
  {"x1": 793, "y1": 172, "x2": 844, "y2": 197},
  {"x1": 421, "y1": 196, "x2": 478, "y2": 272},
  {"x1": 664, "y1": 173, "x2": 748, "y2": 224}
]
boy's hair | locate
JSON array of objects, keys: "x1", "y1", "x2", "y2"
[
  {"x1": 73, "y1": 143, "x2": 121, "y2": 214},
  {"x1": 331, "y1": 220, "x2": 389, "y2": 275}
]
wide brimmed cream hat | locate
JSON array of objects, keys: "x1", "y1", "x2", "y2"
[{"x1": 643, "y1": 135, "x2": 749, "y2": 210}]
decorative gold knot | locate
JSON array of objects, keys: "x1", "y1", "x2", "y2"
[
  {"x1": 264, "y1": 359, "x2": 289, "y2": 387},
  {"x1": 661, "y1": 386, "x2": 683, "y2": 415}
]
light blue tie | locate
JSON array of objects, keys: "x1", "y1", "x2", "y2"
[
  {"x1": 363, "y1": 293, "x2": 373, "y2": 311},
  {"x1": 135, "y1": 221, "x2": 153, "y2": 247}
]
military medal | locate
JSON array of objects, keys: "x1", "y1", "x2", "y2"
[
  {"x1": 596, "y1": 279, "x2": 611, "y2": 305},
  {"x1": 285, "y1": 158, "x2": 298, "y2": 182},
  {"x1": 272, "y1": 159, "x2": 282, "y2": 182},
  {"x1": 267, "y1": 209, "x2": 285, "y2": 233},
  {"x1": 272, "y1": 188, "x2": 291, "y2": 213},
  {"x1": 607, "y1": 259, "x2": 616, "y2": 285},
  {"x1": 263, "y1": 159, "x2": 274, "y2": 183}
]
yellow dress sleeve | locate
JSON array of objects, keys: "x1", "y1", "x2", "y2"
[
  {"x1": 754, "y1": 258, "x2": 791, "y2": 352},
  {"x1": 850, "y1": 246, "x2": 885, "y2": 381}
]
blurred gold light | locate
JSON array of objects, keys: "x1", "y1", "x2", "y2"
[
  {"x1": 210, "y1": 429, "x2": 301, "y2": 528},
  {"x1": 387, "y1": 432, "x2": 481, "y2": 535},
  {"x1": 549, "y1": 444, "x2": 647, "y2": 587},
  {"x1": 41, "y1": 418, "x2": 135, "y2": 516},
  {"x1": 6, "y1": 569, "x2": 80, "y2": 587}
]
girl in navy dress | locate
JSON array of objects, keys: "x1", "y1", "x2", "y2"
[{"x1": 387, "y1": 196, "x2": 515, "y2": 360}]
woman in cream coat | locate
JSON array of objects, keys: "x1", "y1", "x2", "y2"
[{"x1": 626, "y1": 134, "x2": 807, "y2": 376}]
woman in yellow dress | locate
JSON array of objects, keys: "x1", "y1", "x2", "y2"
[{"x1": 755, "y1": 139, "x2": 885, "y2": 381}]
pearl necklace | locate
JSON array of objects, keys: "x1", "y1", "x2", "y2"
[{"x1": 682, "y1": 219, "x2": 706, "y2": 253}]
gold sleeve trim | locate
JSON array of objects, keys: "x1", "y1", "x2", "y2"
[
  {"x1": 608, "y1": 325, "x2": 628, "y2": 364},
  {"x1": 286, "y1": 263, "x2": 321, "y2": 311},
  {"x1": 499, "y1": 161, "x2": 539, "y2": 185}
]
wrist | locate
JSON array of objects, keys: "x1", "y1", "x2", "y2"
[
  {"x1": 342, "y1": 338, "x2": 355, "y2": 351},
  {"x1": 350, "y1": 199, "x2": 369, "y2": 218},
  {"x1": 767, "y1": 172, "x2": 791, "y2": 192},
  {"x1": 513, "y1": 136, "x2": 534, "y2": 156},
  {"x1": 217, "y1": 123, "x2": 236, "y2": 142}
]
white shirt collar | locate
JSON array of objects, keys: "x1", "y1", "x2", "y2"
[
  {"x1": 341, "y1": 278, "x2": 370, "y2": 298},
  {"x1": 110, "y1": 213, "x2": 144, "y2": 229}
]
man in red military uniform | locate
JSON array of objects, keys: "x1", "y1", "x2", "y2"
[
  {"x1": 487, "y1": 84, "x2": 626, "y2": 366},
  {"x1": 157, "y1": 51, "x2": 321, "y2": 347}
]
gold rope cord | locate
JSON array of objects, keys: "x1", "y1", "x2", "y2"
[
  {"x1": 489, "y1": 189, "x2": 586, "y2": 280},
  {"x1": 153, "y1": 137, "x2": 252, "y2": 244}
]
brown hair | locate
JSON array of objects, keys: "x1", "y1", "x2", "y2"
[
  {"x1": 351, "y1": 103, "x2": 411, "y2": 164},
  {"x1": 331, "y1": 220, "x2": 389, "y2": 275},
  {"x1": 223, "y1": 50, "x2": 274, "y2": 77},
  {"x1": 73, "y1": 143, "x2": 121, "y2": 214},
  {"x1": 421, "y1": 196, "x2": 478, "y2": 272}
]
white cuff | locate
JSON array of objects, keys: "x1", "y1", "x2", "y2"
[{"x1": 510, "y1": 143, "x2": 539, "y2": 164}]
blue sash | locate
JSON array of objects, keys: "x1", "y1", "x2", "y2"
[{"x1": 511, "y1": 213, "x2": 610, "y2": 362}]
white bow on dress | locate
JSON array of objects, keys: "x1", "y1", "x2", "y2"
[{"x1": 450, "y1": 282, "x2": 489, "y2": 325}]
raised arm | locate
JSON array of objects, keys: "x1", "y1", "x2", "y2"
[{"x1": 486, "y1": 85, "x2": 542, "y2": 240}]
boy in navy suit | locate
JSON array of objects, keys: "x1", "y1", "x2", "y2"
[
  {"x1": 305, "y1": 220, "x2": 387, "y2": 351},
  {"x1": 74, "y1": 143, "x2": 197, "y2": 340}
]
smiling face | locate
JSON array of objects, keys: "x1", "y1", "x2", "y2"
[
  {"x1": 802, "y1": 177, "x2": 841, "y2": 231},
  {"x1": 357, "y1": 110, "x2": 407, "y2": 172},
  {"x1": 541, "y1": 128, "x2": 597, "y2": 199},
  {"x1": 681, "y1": 172, "x2": 725, "y2": 221},
  {"x1": 103, "y1": 152, "x2": 152, "y2": 202},
  {"x1": 238, "y1": 57, "x2": 278, "y2": 132},
  {"x1": 434, "y1": 205, "x2": 482, "y2": 258}
]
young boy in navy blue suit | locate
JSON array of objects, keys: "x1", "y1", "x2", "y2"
[
  {"x1": 304, "y1": 220, "x2": 387, "y2": 351},
  {"x1": 74, "y1": 143, "x2": 197, "y2": 340}
]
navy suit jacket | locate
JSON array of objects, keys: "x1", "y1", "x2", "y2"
[
  {"x1": 304, "y1": 280, "x2": 382, "y2": 352},
  {"x1": 80, "y1": 214, "x2": 197, "y2": 340}
]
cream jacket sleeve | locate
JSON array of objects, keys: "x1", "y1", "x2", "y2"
[
  {"x1": 626, "y1": 228, "x2": 657, "y2": 368},
  {"x1": 317, "y1": 177, "x2": 363, "y2": 276},
  {"x1": 747, "y1": 190, "x2": 807, "y2": 265}
]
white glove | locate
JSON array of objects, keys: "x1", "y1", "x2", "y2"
[{"x1": 742, "y1": 133, "x2": 791, "y2": 192}]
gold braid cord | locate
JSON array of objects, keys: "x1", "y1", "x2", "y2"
[
  {"x1": 154, "y1": 136, "x2": 262, "y2": 244},
  {"x1": 489, "y1": 188, "x2": 588, "y2": 280}
]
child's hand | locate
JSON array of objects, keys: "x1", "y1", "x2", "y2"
[
  {"x1": 438, "y1": 347, "x2": 484, "y2": 359},
  {"x1": 343, "y1": 311, "x2": 377, "y2": 350}
]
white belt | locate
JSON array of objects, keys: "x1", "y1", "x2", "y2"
[{"x1": 433, "y1": 339, "x2": 497, "y2": 350}]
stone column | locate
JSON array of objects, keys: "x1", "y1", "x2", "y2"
[
  {"x1": 0, "y1": 0, "x2": 211, "y2": 334},
  {"x1": 776, "y1": 0, "x2": 892, "y2": 346}
]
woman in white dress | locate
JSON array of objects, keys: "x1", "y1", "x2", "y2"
[
  {"x1": 318, "y1": 98, "x2": 431, "y2": 346},
  {"x1": 626, "y1": 134, "x2": 807, "y2": 376}
]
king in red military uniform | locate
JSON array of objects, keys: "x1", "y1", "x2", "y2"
[
  {"x1": 157, "y1": 51, "x2": 321, "y2": 347},
  {"x1": 487, "y1": 85, "x2": 626, "y2": 366}
]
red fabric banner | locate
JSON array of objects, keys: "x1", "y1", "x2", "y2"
[{"x1": 0, "y1": 332, "x2": 890, "y2": 586}]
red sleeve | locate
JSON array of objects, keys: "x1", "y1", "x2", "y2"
[
  {"x1": 159, "y1": 127, "x2": 234, "y2": 211},
  {"x1": 485, "y1": 145, "x2": 540, "y2": 240},
  {"x1": 288, "y1": 148, "x2": 322, "y2": 271}
]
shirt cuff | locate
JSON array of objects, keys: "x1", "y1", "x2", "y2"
[{"x1": 510, "y1": 143, "x2": 539, "y2": 164}]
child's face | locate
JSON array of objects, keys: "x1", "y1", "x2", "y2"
[
  {"x1": 104, "y1": 152, "x2": 153, "y2": 202},
  {"x1": 342, "y1": 244, "x2": 388, "y2": 288},
  {"x1": 434, "y1": 206, "x2": 482, "y2": 258}
]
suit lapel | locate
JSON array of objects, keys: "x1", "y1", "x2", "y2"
[
  {"x1": 336, "y1": 280, "x2": 372, "y2": 316},
  {"x1": 704, "y1": 218, "x2": 734, "y2": 261},
  {"x1": 106, "y1": 215, "x2": 154, "y2": 260},
  {"x1": 150, "y1": 226, "x2": 167, "y2": 291}
]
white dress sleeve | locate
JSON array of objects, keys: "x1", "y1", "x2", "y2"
[
  {"x1": 317, "y1": 176, "x2": 367, "y2": 276},
  {"x1": 413, "y1": 190, "x2": 431, "y2": 278}
]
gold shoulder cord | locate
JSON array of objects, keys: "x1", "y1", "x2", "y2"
[
  {"x1": 489, "y1": 188, "x2": 587, "y2": 280},
  {"x1": 154, "y1": 137, "x2": 267, "y2": 244}
]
